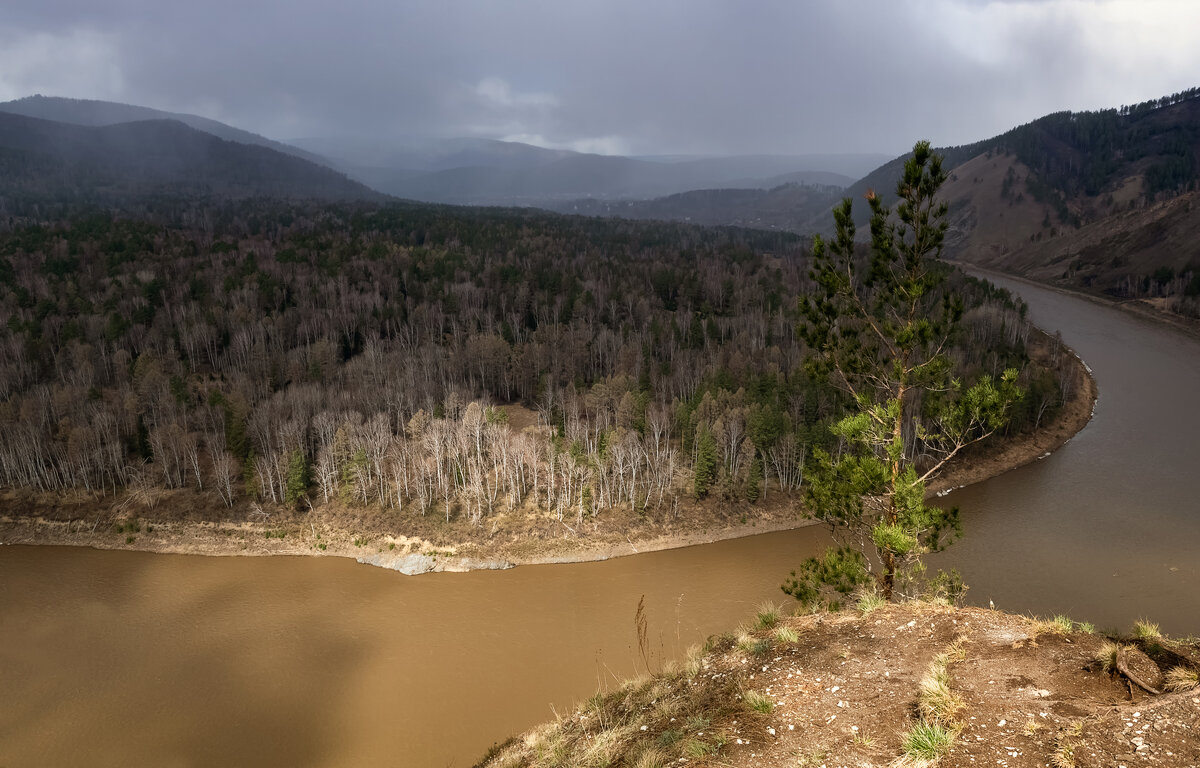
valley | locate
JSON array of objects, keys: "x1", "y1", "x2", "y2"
[{"x1": 2, "y1": 32, "x2": 1200, "y2": 766}]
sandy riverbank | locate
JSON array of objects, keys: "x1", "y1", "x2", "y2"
[{"x1": 0, "y1": 322, "x2": 1097, "y2": 574}]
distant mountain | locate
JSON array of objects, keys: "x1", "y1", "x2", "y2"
[
  {"x1": 0, "y1": 95, "x2": 326, "y2": 166},
  {"x1": 293, "y1": 136, "x2": 875, "y2": 205},
  {"x1": 826, "y1": 86, "x2": 1200, "y2": 316},
  {"x1": 291, "y1": 136, "x2": 575, "y2": 173},
  {"x1": 817, "y1": 87, "x2": 1200, "y2": 234},
  {"x1": 544, "y1": 183, "x2": 841, "y2": 232},
  {"x1": 630, "y1": 152, "x2": 889, "y2": 181},
  {"x1": 0, "y1": 111, "x2": 383, "y2": 209}
]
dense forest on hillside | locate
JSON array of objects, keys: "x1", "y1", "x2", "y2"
[
  {"x1": 543, "y1": 182, "x2": 841, "y2": 233},
  {"x1": 834, "y1": 87, "x2": 1200, "y2": 233},
  {"x1": 992, "y1": 87, "x2": 1200, "y2": 220},
  {"x1": 0, "y1": 200, "x2": 1058, "y2": 525}
]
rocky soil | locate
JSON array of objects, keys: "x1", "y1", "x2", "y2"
[{"x1": 478, "y1": 603, "x2": 1200, "y2": 768}]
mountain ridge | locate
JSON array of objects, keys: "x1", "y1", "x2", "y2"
[
  {"x1": 0, "y1": 111, "x2": 384, "y2": 210},
  {"x1": 0, "y1": 95, "x2": 327, "y2": 166}
]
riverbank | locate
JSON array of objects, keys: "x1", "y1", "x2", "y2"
[
  {"x1": 476, "y1": 602, "x2": 1200, "y2": 768},
  {"x1": 0, "y1": 330, "x2": 1096, "y2": 574},
  {"x1": 954, "y1": 260, "x2": 1200, "y2": 343}
]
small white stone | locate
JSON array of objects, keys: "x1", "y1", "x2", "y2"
[
  {"x1": 998, "y1": 719, "x2": 1006, "y2": 727},
  {"x1": 767, "y1": 727, "x2": 776, "y2": 736}
]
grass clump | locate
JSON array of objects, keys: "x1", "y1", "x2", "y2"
[
  {"x1": 631, "y1": 747, "x2": 668, "y2": 768},
  {"x1": 655, "y1": 729, "x2": 681, "y2": 748},
  {"x1": 581, "y1": 725, "x2": 637, "y2": 768},
  {"x1": 736, "y1": 632, "x2": 770, "y2": 657},
  {"x1": 1031, "y1": 614, "x2": 1076, "y2": 636},
  {"x1": 856, "y1": 591, "x2": 886, "y2": 614},
  {"x1": 851, "y1": 730, "x2": 875, "y2": 747},
  {"x1": 1050, "y1": 739, "x2": 1077, "y2": 768},
  {"x1": 1164, "y1": 666, "x2": 1200, "y2": 691},
  {"x1": 1051, "y1": 724, "x2": 1084, "y2": 768},
  {"x1": 755, "y1": 601, "x2": 780, "y2": 629},
  {"x1": 899, "y1": 638, "x2": 966, "y2": 765},
  {"x1": 901, "y1": 721, "x2": 954, "y2": 763},
  {"x1": 1133, "y1": 619, "x2": 1162, "y2": 640},
  {"x1": 795, "y1": 750, "x2": 828, "y2": 767},
  {"x1": 918, "y1": 655, "x2": 964, "y2": 726},
  {"x1": 682, "y1": 739, "x2": 717, "y2": 758},
  {"x1": 773, "y1": 625, "x2": 799, "y2": 644},
  {"x1": 743, "y1": 688, "x2": 773, "y2": 714},
  {"x1": 1094, "y1": 640, "x2": 1124, "y2": 673}
]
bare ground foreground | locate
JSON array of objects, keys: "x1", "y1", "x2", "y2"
[
  {"x1": 477, "y1": 603, "x2": 1200, "y2": 768},
  {"x1": 0, "y1": 329, "x2": 1096, "y2": 573}
]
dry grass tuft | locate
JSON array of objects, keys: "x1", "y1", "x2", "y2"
[
  {"x1": 755, "y1": 601, "x2": 781, "y2": 629},
  {"x1": 1133, "y1": 619, "x2": 1162, "y2": 640},
  {"x1": 918, "y1": 659, "x2": 964, "y2": 727},
  {"x1": 736, "y1": 630, "x2": 770, "y2": 657},
  {"x1": 631, "y1": 746, "x2": 668, "y2": 768},
  {"x1": 1094, "y1": 641, "x2": 1123, "y2": 674},
  {"x1": 1164, "y1": 666, "x2": 1200, "y2": 692},
  {"x1": 1050, "y1": 738, "x2": 1077, "y2": 768},
  {"x1": 742, "y1": 688, "x2": 773, "y2": 714},
  {"x1": 856, "y1": 591, "x2": 887, "y2": 614},
  {"x1": 1030, "y1": 614, "x2": 1076, "y2": 637}
]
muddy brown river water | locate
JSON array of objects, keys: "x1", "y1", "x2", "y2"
[{"x1": 2, "y1": 276, "x2": 1199, "y2": 767}]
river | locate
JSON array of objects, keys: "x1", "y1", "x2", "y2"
[{"x1": 2, "y1": 277, "x2": 1198, "y2": 767}]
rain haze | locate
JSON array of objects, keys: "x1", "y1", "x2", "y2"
[{"x1": 3, "y1": 0, "x2": 1200, "y2": 158}]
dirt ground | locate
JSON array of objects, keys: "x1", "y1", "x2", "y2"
[
  {"x1": 479, "y1": 603, "x2": 1200, "y2": 768},
  {"x1": 0, "y1": 329, "x2": 1096, "y2": 572}
]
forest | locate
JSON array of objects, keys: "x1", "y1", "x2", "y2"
[{"x1": 0, "y1": 199, "x2": 1061, "y2": 528}]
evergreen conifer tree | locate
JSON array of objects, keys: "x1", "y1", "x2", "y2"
[{"x1": 784, "y1": 141, "x2": 1022, "y2": 605}]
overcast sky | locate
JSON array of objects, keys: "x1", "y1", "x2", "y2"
[{"x1": 2, "y1": 0, "x2": 1199, "y2": 156}]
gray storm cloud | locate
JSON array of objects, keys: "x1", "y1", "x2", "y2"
[{"x1": 2, "y1": 0, "x2": 1199, "y2": 155}]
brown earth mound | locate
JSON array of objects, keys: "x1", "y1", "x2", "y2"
[{"x1": 478, "y1": 604, "x2": 1200, "y2": 768}]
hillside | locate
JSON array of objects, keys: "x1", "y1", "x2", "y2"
[
  {"x1": 0, "y1": 112, "x2": 382, "y2": 210},
  {"x1": 542, "y1": 183, "x2": 840, "y2": 231},
  {"x1": 477, "y1": 603, "x2": 1200, "y2": 768},
  {"x1": 832, "y1": 87, "x2": 1200, "y2": 231},
  {"x1": 0, "y1": 95, "x2": 325, "y2": 165},
  {"x1": 802, "y1": 88, "x2": 1200, "y2": 318}
]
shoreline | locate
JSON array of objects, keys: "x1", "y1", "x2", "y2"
[
  {"x1": 953, "y1": 260, "x2": 1200, "y2": 342},
  {"x1": 0, "y1": 326, "x2": 1099, "y2": 573},
  {"x1": 0, "y1": 325, "x2": 1098, "y2": 573}
]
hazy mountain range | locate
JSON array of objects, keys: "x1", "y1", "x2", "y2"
[
  {"x1": 3, "y1": 90, "x2": 1199, "y2": 313},
  {"x1": 0, "y1": 95, "x2": 326, "y2": 165},
  {"x1": 0, "y1": 96, "x2": 888, "y2": 210},
  {"x1": 288, "y1": 135, "x2": 883, "y2": 205}
]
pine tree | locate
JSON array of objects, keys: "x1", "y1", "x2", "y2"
[
  {"x1": 284, "y1": 449, "x2": 311, "y2": 506},
  {"x1": 693, "y1": 426, "x2": 718, "y2": 498},
  {"x1": 784, "y1": 141, "x2": 1022, "y2": 606}
]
